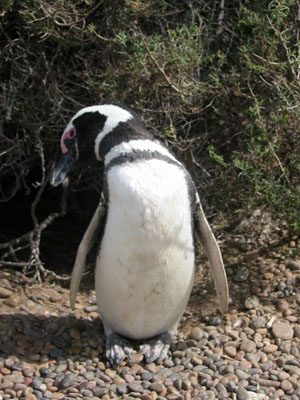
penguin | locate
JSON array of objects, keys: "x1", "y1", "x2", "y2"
[{"x1": 51, "y1": 104, "x2": 229, "y2": 365}]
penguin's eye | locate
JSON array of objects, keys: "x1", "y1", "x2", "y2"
[{"x1": 61, "y1": 128, "x2": 77, "y2": 154}]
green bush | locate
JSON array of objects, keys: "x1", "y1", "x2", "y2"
[{"x1": 0, "y1": 0, "x2": 299, "y2": 273}]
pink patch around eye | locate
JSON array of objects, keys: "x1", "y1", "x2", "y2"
[{"x1": 60, "y1": 128, "x2": 76, "y2": 153}]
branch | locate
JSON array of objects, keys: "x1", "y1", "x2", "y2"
[
  {"x1": 140, "y1": 34, "x2": 184, "y2": 96},
  {"x1": 0, "y1": 177, "x2": 69, "y2": 281}
]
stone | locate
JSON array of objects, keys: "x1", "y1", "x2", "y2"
[
  {"x1": 272, "y1": 321, "x2": 294, "y2": 339},
  {"x1": 49, "y1": 349, "x2": 65, "y2": 359},
  {"x1": 250, "y1": 317, "x2": 267, "y2": 330},
  {"x1": 128, "y1": 353, "x2": 144, "y2": 365},
  {"x1": 128, "y1": 380, "x2": 144, "y2": 393},
  {"x1": 233, "y1": 266, "x2": 249, "y2": 282},
  {"x1": 224, "y1": 345, "x2": 237, "y2": 358},
  {"x1": 281, "y1": 379, "x2": 293, "y2": 392},
  {"x1": 287, "y1": 260, "x2": 300, "y2": 270},
  {"x1": 237, "y1": 386, "x2": 250, "y2": 400},
  {"x1": 0, "y1": 288, "x2": 13, "y2": 298},
  {"x1": 294, "y1": 325, "x2": 300, "y2": 338},
  {"x1": 149, "y1": 382, "x2": 165, "y2": 393},
  {"x1": 3, "y1": 297, "x2": 18, "y2": 307},
  {"x1": 240, "y1": 340, "x2": 256, "y2": 353},
  {"x1": 84, "y1": 305, "x2": 98, "y2": 313},
  {"x1": 190, "y1": 327, "x2": 203, "y2": 340},
  {"x1": 49, "y1": 393, "x2": 65, "y2": 399},
  {"x1": 140, "y1": 395, "x2": 153, "y2": 400},
  {"x1": 117, "y1": 383, "x2": 128, "y2": 395},
  {"x1": 69, "y1": 327, "x2": 81, "y2": 340},
  {"x1": 235, "y1": 369, "x2": 250, "y2": 380},
  {"x1": 244, "y1": 296, "x2": 260, "y2": 310},
  {"x1": 263, "y1": 344, "x2": 278, "y2": 353},
  {"x1": 59, "y1": 373, "x2": 76, "y2": 389}
]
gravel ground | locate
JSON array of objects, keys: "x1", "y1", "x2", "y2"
[{"x1": 0, "y1": 210, "x2": 300, "y2": 400}]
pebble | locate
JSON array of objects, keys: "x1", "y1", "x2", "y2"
[
  {"x1": 293, "y1": 325, "x2": 300, "y2": 338},
  {"x1": 84, "y1": 305, "x2": 98, "y2": 313},
  {"x1": 281, "y1": 379, "x2": 293, "y2": 392},
  {"x1": 234, "y1": 266, "x2": 249, "y2": 282},
  {"x1": 149, "y1": 382, "x2": 165, "y2": 393},
  {"x1": 190, "y1": 327, "x2": 203, "y2": 340},
  {"x1": 0, "y1": 288, "x2": 13, "y2": 298},
  {"x1": 244, "y1": 296, "x2": 260, "y2": 310},
  {"x1": 1, "y1": 253, "x2": 300, "y2": 399},
  {"x1": 237, "y1": 386, "x2": 250, "y2": 400},
  {"x1": 240, "y1": 340, "x2": 256, "y2": 353},
  {"x1": 70, "y1": 327, "x2": 81, "y2": 339},
  {"x1": 128, "y1": 380, "x2": 144, "y2": 392},
  {"x1": 287, "y1": 260, "x2": 300, "y2": 270},
  {"x1": 3, "y1": 296, "x2": 18, "y2": 307},
  {"x1": 263, "y1": 344, "x2": 278, "y2": 353},
  {"x1": 250, "y1": 317, "x2": 267, "y2": 330},
  {"x1": 224, "y1": 345, "x2": 237, "y2": 358},
  {"x1": 272, "y1": 320, "x2": 294, "y2": 339}
]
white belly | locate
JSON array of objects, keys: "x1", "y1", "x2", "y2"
[{"x1": 95, "y1": 160, "x2": 195, "y2": 339}]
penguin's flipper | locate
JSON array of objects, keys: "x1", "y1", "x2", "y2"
[
  {"x1": 194, "y1": 194, "x2": 229, "y2": 314},
  {"x1": 70, "y1": 199, "x2": 106, "y2": 310}
]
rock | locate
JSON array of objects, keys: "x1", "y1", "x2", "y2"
[
  {"x1": 24, "y1": 395, "x2": 37, "y2": 400},
  {"x1": 31, "y1": 378, "x2": 43, "y2": 391},
  {"x1": 139, "y1": 395, "x2": 153, "y2": 400},
  {"x1": 240, "y1": 340, "x2": 256, "y2": 353},
  {"x1": 92, "y1": 387, "x2": 109, "y2": 396},
  {"x1": 117, "y1": 383, "x2": 128, "y2": 395},
  {"x1": 237, "y1": 386, "x2": 250, "y2": 400},
  {"x1": 224, "y1": 345, "x2": 237, "y2": 358},
  {"x1": 49, "y1": 349, "x2": 65, "y2": 359},
  {"x1": 148, "y1": 382, "x2": 165, "y2": 393},
  {"x1": 281, "y1": 379, "x2": 293, "y2": 392},
  {"x1": 272, "y1": 321, "x2": 294, "y2": 339},
  {"x1": 84, "y1": 305, "x2": 98, "y2": 313},
  {"x1": 244, "y1": 296, "x2": 260, "y2": 310},
  {"x1": 0, "y1": 288, "x2": 13, "y2": 298},
  {"x1": 263, "y1": 344, "x2": 278, "y2": 353},
  {"x1": 152, "y1": 373, "x2": 165, "y2": 383},
  {"x1": 190, "y1": 327, "x2": 203, "y2": 340},
  {"x1": 128, "y1": 353, "x2": 144, "y2": 365},
  {"x1": 59, "y1": 373, "x2": 76, "y2": 389},
  {"x1": 235, "y1": 369, "x2": 250, "y2": 380},
  {"x1": 234, "y1": 266, "x2": 249, "y2": 282},
  {"x1": 3, "y1": 297, "x2": 18, "y2": 307},
  {"x1": 287, "y1": 260, "x2": 300, "y2": 270},
  {"x1": 4, "y1": 358, "x2": 15, "y2": 368},
  {"x1": 250, "y1": 317, "x2": 267, "y2": 330},
  {"x1": 127, "y1": 380, "x2": 144, "y2": 392},
  {"x1": 294, "y1": 325, "x2": 300, "y2": 338},
  {"x1": 124, "y1": 373, "x2": 135, "y2": 383},
  {"x1": 49, "y1": 393, "x2": 64, "y2": 400},
  {"x1": 69, "y1": 327, "x2": 81, "y2": 339}
]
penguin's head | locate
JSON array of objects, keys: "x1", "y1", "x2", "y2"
[{"x1": 50, "y1": 105, "x2": 133, "y2": 187}]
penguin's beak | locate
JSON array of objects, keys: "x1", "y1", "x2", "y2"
[{"x1": 50, "y1": 145, "x2": 77, "y2": 187}]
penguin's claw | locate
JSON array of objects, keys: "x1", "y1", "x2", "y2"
[
  {"x1": 139, "y1": 332, "x2": 171, "y2": 363},
  {"x1": 106, "y1": 333, "x2": 133, "y2": 365}
]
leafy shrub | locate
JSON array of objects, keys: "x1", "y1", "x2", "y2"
[{"x1": 0, "y1": 0, "x2": 299, "y2": 274}]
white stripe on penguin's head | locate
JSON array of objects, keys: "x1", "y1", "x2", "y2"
[
  {"x1": 92, "y1": 105, "x2": 133, "y2": 160},
  {"x1": 65, "y1": 105, "x2": 133, "y2": 160}
]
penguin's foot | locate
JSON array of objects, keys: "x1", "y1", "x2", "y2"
[
  {"x1": 139, "y1": 332, "x2": 171, "y2": 363},
  {"x1": 106, "y1": 332, "x2": 133, "y2": 365}
]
